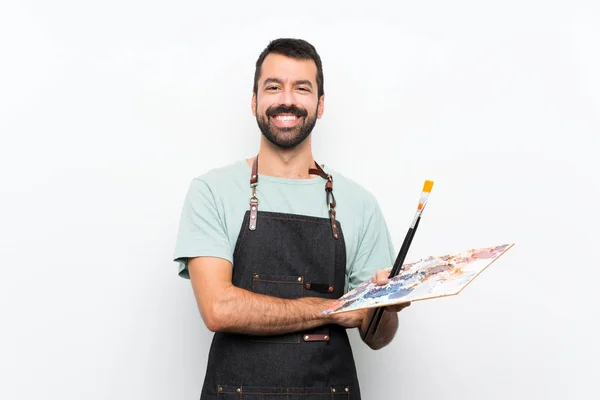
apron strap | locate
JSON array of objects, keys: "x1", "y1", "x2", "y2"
[
  {"x1": 248, "y1": 157, "x2": 259, "y2": 230},
  {"x1": 248, "y1": 156, "x2": 339, "y2": 239},
  {"x1": 309, "y1": 163, "x2": 339, "y2": 240}
]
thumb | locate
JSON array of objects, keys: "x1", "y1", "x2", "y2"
[{"x1": 374, "y1": 269, "x2": 389, "y2": 285}]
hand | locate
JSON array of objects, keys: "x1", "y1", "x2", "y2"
[
  {"x1": 371, "y1": 268, "x2": 411, "y2": 313},
  {"x1": 327, "y1": 308, "x2": 367, "y2": 329}
]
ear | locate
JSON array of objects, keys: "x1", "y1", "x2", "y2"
[
  {"x1": 251, "y1": 92, "x2": 257, "y2": 116},
  {"x1": 317, "y1": 94, "x2": 325, "y2": 119}
]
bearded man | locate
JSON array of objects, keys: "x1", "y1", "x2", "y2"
[{"x1": 173, "y1": 38, "x2": 410, "y2": 400}]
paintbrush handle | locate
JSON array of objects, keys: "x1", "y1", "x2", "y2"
[
  {"x1": 367, "y1": 216, "x2": 421, "y2": 336},
  {"x1": 365, "y1": 225, "x2": 413, "y2": 335},
  {"x1": 389, "y1": 217, "x2": 421, "y2": 278},
  {"x1": 368, "y1": 306, "x2": 385, "y2": 336},
  {"x1": 388, "y1": 229, "x2": 413, "y2": 278}
]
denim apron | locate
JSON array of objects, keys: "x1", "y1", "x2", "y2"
[{"x1": 199, "y1": 157, "x2": 362, "y2": 399}]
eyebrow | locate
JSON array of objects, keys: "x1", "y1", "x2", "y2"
[{"x1": 263, "y1": 78, "x2": 313, "y2": 89}]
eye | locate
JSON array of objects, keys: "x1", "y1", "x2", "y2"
[
  {"x1": 266, "y1": 86, "x2": 280, "y2": 91},
  {"x1": 297, "y1": 87, "x2": 310, "y2": 92}
]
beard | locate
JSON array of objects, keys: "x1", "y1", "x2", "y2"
[{"x1": 256, "y1": 104, "x2": 318, "y2": 149}]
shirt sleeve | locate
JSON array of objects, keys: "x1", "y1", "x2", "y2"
[
  {"x1": 347, "y1": 197, "x2": 396, "y2": 291},
  {"x1": 172, "y1": 178, "x2": 233, "y2": 279}
]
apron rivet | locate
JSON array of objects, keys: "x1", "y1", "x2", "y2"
[
  {"x1": 218, "y1": 386, "x2": 222, "y2": 392},
  {"x1": 251, "y1": 215, "x2": 256, "y2": 219},
  {"x1": 236, "y1": 388, "x2": 241, "y2": 393},
  {"x1": 254, "y1": 274, "x2": 259, "y2": 279},
  {"x1": 345, "y1": 387, "x2": 349, "y2": 392},
  {"x1": 324, "y1": 335, "x2": 329, "y2": 340},
  {"x1": 251, "y1": 206, "x2": 256, "y2": 210},
  {"x1": 331, "y1": 388, "x2": 336, "y2": 393},
  {"x1": 304, "y1": 335, "x2": 309, "y2": 340},
  {"x1": 297, "y1": 277, "x2": 302, "y2": 282}
]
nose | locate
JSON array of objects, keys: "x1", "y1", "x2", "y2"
[{"x1": 279, "y1": 86, "x2": 295, "y2": 106}]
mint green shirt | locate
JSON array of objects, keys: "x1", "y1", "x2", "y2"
[{"x1": 173, "y1": 159, "x2": 396, "y2": 293}]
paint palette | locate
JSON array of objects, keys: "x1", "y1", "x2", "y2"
[{"x1": 321, "y1": 243, "x2": 515, "y2": 315}]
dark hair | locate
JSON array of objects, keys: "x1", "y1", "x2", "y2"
[{"x1": 253, "y1": 38, "x2": 324, "y2": 99}]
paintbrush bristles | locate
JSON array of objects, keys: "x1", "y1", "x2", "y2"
[
  {"x1": 423, "y1": 180, "x2": 434, "y2": 193},
  {"x1": 417, "y1": 180, "x2": 434, "y2": 210}
]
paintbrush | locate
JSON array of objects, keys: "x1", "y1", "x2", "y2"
[{"x1": 364, "y1": 180, "x2": 434, "y2": 336}]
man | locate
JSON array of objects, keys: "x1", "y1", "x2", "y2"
[{"x1": 173, "y1": 38, "x2": 410, "y2": 400}]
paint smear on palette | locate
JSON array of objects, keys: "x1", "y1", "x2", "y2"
[{"x1": 321, "y1": 243, "x2": 515, "y2": 315}]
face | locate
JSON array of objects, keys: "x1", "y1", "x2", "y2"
[{"x1": 252, "y1": 53, "x2": 324, "y2": 149}]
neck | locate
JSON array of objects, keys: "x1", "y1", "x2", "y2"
[{"x1": 248, "y1": 136, "x2": 316, "y2": 179}]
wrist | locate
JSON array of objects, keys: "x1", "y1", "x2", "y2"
[
  {"x1": 298, "y1": 297, "x2": 333, "y2": 320},
  {"x1": 315, "y1": 298, "x2": 338, "y2": 323}
]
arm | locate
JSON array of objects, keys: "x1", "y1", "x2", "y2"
[{"x1": 188, "y1": 256, "x2": 364, "y2": 335}]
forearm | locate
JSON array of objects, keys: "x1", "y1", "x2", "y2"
[
  {"x1": 208, "y1": 284, "x2": 336, "y2": 335},
  {"x1": 360, "y1": 308, "x2": 399, "y2": 350}
]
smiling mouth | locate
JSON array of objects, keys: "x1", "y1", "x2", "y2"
[{"x1": 270, "y1": 113, "x2": 303, "y2": 128}]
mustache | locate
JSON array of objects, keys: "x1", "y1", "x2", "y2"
[{"x1": 266, "y1": 105, "x2": 308, "y2": 118}]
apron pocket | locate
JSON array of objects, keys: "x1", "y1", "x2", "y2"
[
  {"x1": 251, "y1": 273, "x2": 304, "y2": 299},
  {"x1": 217, "y1": 385, "x2": 351, "y2": 399},
  {"x1": 249, "y1": 273, "x2": 304, "y2": 344}
]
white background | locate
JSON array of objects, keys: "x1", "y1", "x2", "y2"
[{"x1": 1, "y1": 1, "x2": 599, "y2": 399}]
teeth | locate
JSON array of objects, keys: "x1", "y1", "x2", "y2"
[{"x1": 275, "y1": 115, "x2": 297, "y2": 121}]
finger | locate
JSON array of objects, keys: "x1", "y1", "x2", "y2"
[{"x1": 375, "y1": 269, "x2": 389, "y2": 285}]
